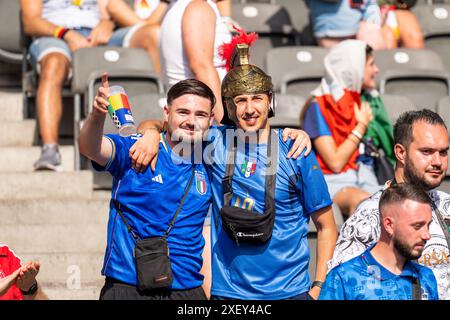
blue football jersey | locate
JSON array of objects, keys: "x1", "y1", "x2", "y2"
[
  {"x1": 319, "y1": 247, "x2": 439, "y2": 300},
  {"x1": 205, "y1": 126, "x2": 332, "y2": 299},
  {"x1": 93, "y1": 132, "x2": 212, "y2": 289}
]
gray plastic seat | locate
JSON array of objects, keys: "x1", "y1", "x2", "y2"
[
  {"x1": 379, "y1": 94, "x2": 418, "y2": 124},
  {"x1": 88, "y1": 92, "x2": 166, "y2": 189},
  {"x1": 232, "y1": 2, "x2": 298, "y2": 69},
  {"x1": 0, "y1": 0, "x2": 23, "y2": 64},
  {"x1": 374, "y1": 49, "x2": 450, "y2": 110},
  {"x1": 269, "y1": 93, "x2": 305, "y2": 128},
  {"x1": 412, "y1": 4, "x2": 450, "y2": 73},
  {"x1": 71, "y1": 46, "x2": 163, "y2": 170},
  {"x1": 265, "y1": 46, "x2": 327, "y2": 96}
]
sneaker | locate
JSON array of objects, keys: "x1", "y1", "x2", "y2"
[{"x1": 34, "y1": 144, "x2": 62, "y2": 172}]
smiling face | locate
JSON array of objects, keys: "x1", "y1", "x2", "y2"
[
  {"x1": 362, "y1": 54, "x2": 379, "y2": 90},
  {"x1": 229, "y1": 92, "x2": 271, "y2": 133},
  {"x1": 164, "y1": 94, "x2": 213, "y2": 146},
  {"x1": 402, "y1": 121, "x2": 449, "y2": 190}
]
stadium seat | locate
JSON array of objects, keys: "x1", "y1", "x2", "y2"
[
  {"x1": 88, "y1": 92, "x2": 166, "y2": 189},
  {"x1": 375, "y1": 49, "x2": 450, "y2": 110},
  {"x1": 71, "y1": 46, "x2": 164, "y2": 170},
  {"x1": 436, "y1": 96, "x2": 450, "y2": 175},
  {"x1": 232, "y1": 2, "x2": 299, "y2": 69},
  {"x1": 265, "y1": 46, "x2": 327, "y2": 96},
  {"x1": 277, "y1": 0, "x2": 314, "y2": 45},
  {"x1": 412, "y1": 4, "x2": 450, "y2": 73},
  {"x1": 0, "y1": 0, "x2": 23, "y2": 64},
  {"x1": 269, "y1": 93, "x2": 306, "y2": 128},
  {"x1": 0, "y1": 0, "x2": 24, "y2": 88},
  {"x1": 379, "y1": 94, "x2": 418, "y2": 124}
]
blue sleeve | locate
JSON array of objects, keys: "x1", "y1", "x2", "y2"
[
  {"x1": 296, "y1": 149, "x2": 333, "y2": 215},
  {"x1": 302, "y1": 101, "x2": 331, "y2": 140},
  {"x1": 319, "y1": 268, "x2": 347, "y2": 300},
  {"x1": 91, "y1": 134, "x2": 135, "y2": 178}
]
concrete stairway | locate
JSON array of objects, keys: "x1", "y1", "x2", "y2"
[{"x1": 0, "y1": 91, "x2": 109, "y2": 299}]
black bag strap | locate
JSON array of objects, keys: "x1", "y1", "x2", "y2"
[
  {"x1": 221, "y1": 129, "x2": 278, "y2": 214},
  {"x1": 113, "y1": 166, "x2": 196, "y2": 241},
  {"x1": 412, "y1": 275, "x2": 421, "y2": 301}
]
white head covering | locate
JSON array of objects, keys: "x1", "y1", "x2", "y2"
[{"x1": 312, "y1": 39, "x2": 367, "y2": 102}]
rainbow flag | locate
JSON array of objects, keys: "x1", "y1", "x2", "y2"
[{"x1": 108, "y1": 93, "x2": 131, "y2": 116}]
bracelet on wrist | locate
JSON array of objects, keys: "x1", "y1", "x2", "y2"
[
  {"x1": 311, "y1": 280, "x2": 324, "y2": 289},
  {"x1": 351, "y1": 129, "x2": 363, "y2": 140},
  {"x1": 54, "y1": 26, "x2": 70, "y2": 39}
]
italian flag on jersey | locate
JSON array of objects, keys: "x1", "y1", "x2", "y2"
[{"x1": 195, "y1": 171, "x2": 207, "y2": 195}]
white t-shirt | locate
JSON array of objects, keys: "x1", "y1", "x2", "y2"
[
  {"x1": 159, "y1": 0, "x2": 232, "y2": 89},
  {"x1": 42, "y1": 0, "x2": 100, "y2": 29},
  {"x1": 329, "y1": 186, "x2": 450, "y2": 300}
]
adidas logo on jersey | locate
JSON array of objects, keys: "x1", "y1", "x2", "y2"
[{"x1": 152, "y1": 174, "x2": 163, "y2": 184}]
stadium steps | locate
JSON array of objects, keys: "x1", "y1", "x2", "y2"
[
  {"x1": 0, "y1": 91, "x2": 109, "y2": 299},
  {"x1": 0, "y1": 146, "x2": 75, "y2": 172}
]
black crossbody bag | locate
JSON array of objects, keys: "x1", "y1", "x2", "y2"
[
  {"x1": 113, "y1": 167, "x2": 195, "y2": 291},
  {"x1": 219, "y1": 130, "x2": 278, "y2": 246}
]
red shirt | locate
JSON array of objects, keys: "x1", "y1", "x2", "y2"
[{"x1": 0, "y1": 245, "x2": 23, "y2": 300}]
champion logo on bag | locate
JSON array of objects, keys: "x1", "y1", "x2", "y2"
[{"x1": 152, "y1": 174, "x2": 163, "y2": 184}]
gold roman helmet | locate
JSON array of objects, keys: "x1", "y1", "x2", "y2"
[{"x1": 220, "y1": 36, "x2": 275, "y2": 125}]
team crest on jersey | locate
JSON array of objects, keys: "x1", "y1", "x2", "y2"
[
  {"x1": 241, "y1": 160, "x2": 256, "y2": 178},
  {"x1": 195, "y1": 171, "x2": 207, "y2": 195}
]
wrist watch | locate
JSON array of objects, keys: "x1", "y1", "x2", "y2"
[
  {"x1": 20, "y1": 281, "x2": 38, "y2": 296},
  {"x1": 311, "y1": 280, "x2": 324, "y2": 289}
]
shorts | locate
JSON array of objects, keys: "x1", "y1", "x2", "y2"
[
  {"x1": 28, "y1": 24, "x2": 144, "y2": 70},
  {"x1": 324, "y1": 162, "x2": 382, "y2": 198},
  {"x1": 305, "y1": 0, "x2": 380, "y2": 38},
  {"x1": 99, "y1": 277, "x2": 207, "y2": 300}
]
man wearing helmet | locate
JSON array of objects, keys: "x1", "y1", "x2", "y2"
[{"x1": 132, "y1": 35, "x2": 338, "y2": 300}]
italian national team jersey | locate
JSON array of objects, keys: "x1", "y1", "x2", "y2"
[
  {"x1": 205, "y1": 126, "x2": 332, "y2": 299},
  {"x1": 92, "y1": 132, "x2": 211, "y2": 290},
  {"x1": 319, "y1": 247, "x2": 439, "y2": 300}
]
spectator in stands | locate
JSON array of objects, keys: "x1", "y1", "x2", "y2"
[
  {"x1": 79, "y1": 76, "x2": 215, "y2": 300},
  {"x1": 306, "y1": 0, "x2": 386, "y2": 49},
  {"x1": 380, "y1": 1, "x2": 424, "y2": 49},
  {"x1": 0, "y1": 243, "x2": 47, "y2": 300},
  {"x1": 159, "y1": 0, "x2": 232, "y2": 122},
  {"x1": 302, "y1": 40, "x2": 390, "y2": 218},
  {"x1": 135, "y1": 39, "x2": 337, "y2": 300},
  {"x1": 20, "y1": 0, "x2": 159, "y2": 171},
  {"x1": 330, "y1": 109, "x2": 450, "y2": 299},
  {"x1": 320, "y1": 183, "x2": 438, "y2": 300}
]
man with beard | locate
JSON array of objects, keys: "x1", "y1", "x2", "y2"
[
  {"x1": 320, "y1": 183, "x2": 438, "y2": 300},
  {"x1": 78, "y1": 77, "x2": 215, "y2": 299},
  {"x1": 329, "y1": 109, "x2": 450, "y2": 299}
]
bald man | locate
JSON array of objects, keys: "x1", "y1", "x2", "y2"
[{"x1": 319, "y1": 183, "x2": 439, "y2": 300}]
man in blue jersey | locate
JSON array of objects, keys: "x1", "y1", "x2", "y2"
[
  {"x1": 78, "y1": 76, "x2": 215, "y2": 300},
  {"x1": 320, "y1": 183, "x2": 438, "y2": 300},
  {"x1": 134, "y1": 42, "x2": 338, "y2": 300}
]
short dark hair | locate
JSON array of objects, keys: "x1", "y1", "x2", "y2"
[
  {"x1": 366, "y1": 44, "x2": 374, "y2": 59},
  {"x1": 379, "y1": 183, "x2": 432, "y2": 215},
  {"x1": 167, "y1": 79, "x2": 216, "y2": 109},
  {"x1": 394, "y1": 109, "x2": 447, "y2": 148}
]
